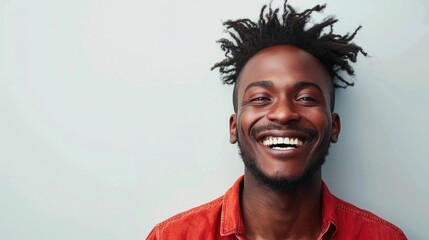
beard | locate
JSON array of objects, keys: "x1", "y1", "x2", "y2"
[{"x1": 237, "y1": 137, "x2": 329, "y2": 193}]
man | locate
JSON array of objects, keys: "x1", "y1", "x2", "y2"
[{"x1": 147, "y1": 1, "x2": 406, "y2": 239}]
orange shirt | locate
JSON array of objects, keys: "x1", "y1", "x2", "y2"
[{"x1": 147, "y1": 176, "x2": 406, "y2": 239}]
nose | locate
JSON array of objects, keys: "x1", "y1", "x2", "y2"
[{"x1": 266, "y1": 99, "x2": 301, "y2": 124}]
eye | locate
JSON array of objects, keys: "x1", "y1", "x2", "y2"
[
  {"x1": 251, "y1": 96, "x2": 270, "y2": 102},
  {"x1": 296, "y1": 95, "x2": 321, "y2": 106},
  {"x1": 298, "y1": 96, "x2": 317, "y2": 102},
  {"x1": 295, "y1": 87, "x2": 326, "y2": 106},
  {"x1": 244, "y1": 96, "x2": 272, "y2": 106}
]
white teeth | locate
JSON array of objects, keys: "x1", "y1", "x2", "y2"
[
  {"x1": 261, "y1": 137, "x2": 305, "y2": 148},
  {"x1": 273, "y1": 146, "x2": 295, "y2": 150}
]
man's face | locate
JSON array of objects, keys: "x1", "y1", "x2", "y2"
[{"x1": 230, "y1": 45, "x2": 340, "y2": 191}]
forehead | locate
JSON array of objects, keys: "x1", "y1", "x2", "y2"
[{"x1": 237, "y1": 45, "x2": 332, "y2": 95}]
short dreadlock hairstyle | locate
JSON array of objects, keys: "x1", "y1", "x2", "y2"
[{"x1": 211, "y1": 1, "x2": 367, "y2": 112}]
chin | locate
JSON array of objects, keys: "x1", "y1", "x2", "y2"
[
  {"x1": 238, "y1": 141, "x2": 328, "y2": 193},
  {"x1": 247, "y1": 160, "x2": 323, "y2": 193}
]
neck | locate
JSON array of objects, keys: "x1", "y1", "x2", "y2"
[{"x1": 241, "y1": 170, "x2": 322, "y2": 240}]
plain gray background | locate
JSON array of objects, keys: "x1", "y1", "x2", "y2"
[{"x1": 1, "y1": 0, "x2": 428, "y2": 239}]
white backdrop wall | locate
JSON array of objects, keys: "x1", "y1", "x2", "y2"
[{"x1": 1, "y1": 0, "x2": 428, "y2": 239}]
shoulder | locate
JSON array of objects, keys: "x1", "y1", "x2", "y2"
[
  {"x1": 333, "y1": 196, "x2": 407, "y2": 239},
  {"x1": 147, "y1": 176, "x2": 245, "y2": 239},
  {"x1": 147, "y1": 196, "x2": 224, "y2": 239}
]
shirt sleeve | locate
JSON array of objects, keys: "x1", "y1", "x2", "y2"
[{"x1": 146, "y1": 226, "x2": 159, "y2": 240}]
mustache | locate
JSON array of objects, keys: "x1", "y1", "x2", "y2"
[{"x1": 250, "y1": 123, "x2": 317, "y2": 139}]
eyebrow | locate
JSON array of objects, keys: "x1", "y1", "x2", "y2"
[
  {"x1": 294, "y1": 81, "x2": 323, "y2": 93},
  {"x1": 244, "y1": 80, "x2": 273, "y2": 92},
  {"x1": 244, "y1": 81, "x2": 323, "y2": 93}
]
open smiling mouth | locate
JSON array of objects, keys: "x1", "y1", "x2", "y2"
[{"x1": 261, "y1": 137, "x2": 305, "y2": 150}]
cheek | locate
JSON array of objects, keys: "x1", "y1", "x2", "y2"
[
  {"x1": 303, "y1": 109, "x2": 332, "y2": 132},
  {"x1": 237, "y1": 109, "x2": 266, "y2": 136}
]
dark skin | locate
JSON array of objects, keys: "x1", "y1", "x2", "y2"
[{"x1": 229, "y1": 45, "x2": 341, "y2": 240}]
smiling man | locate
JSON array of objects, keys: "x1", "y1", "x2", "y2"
[{"x1": 147, "y1": 1, "x2": 406, "y2": 239}]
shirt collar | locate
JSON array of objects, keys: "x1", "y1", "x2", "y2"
[
  {"x1": 319, "y1": 181, "x2": 338, "y2": 239},
  {"x1": 220, "y1": 176, "x2": 245, "y2": 236},
  {"x1": 219, "y1": 176, "x2": 338, "y2": 238}
]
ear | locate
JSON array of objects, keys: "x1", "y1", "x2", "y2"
[
  {"x1": 229, "y1": 114, "x2": 237, "y2": 144},
  {"x1": 330, "y1": 113, "x2": 341, "y2": 143}
]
